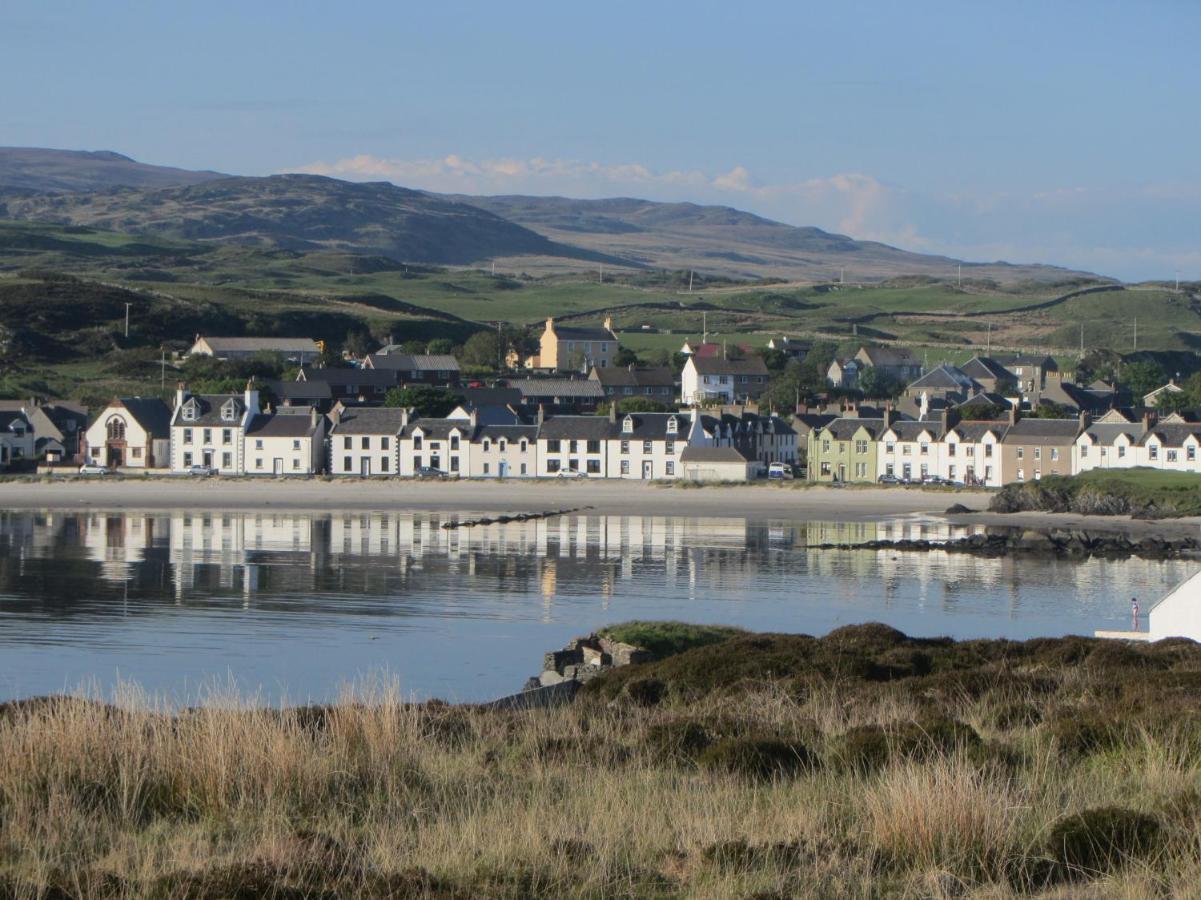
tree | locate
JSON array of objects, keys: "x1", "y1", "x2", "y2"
[
  {"x1": 1031, "y1": 400, "x2": 1075, "y2": 419},
  {"x1": 1154, "y1": 390, "x2": 1193, "y2": 414},
  {"x1": 1120, "y1": 360, "x2": 1167, "y2": 400},
  {"x1": 460, "y1": 331, "x2": 500, "y2": 369},
  {"x1": 342, "y1": 329, "x2": 373, "y2": 359},
  {"x1": 858, "y1": 366, "x2": 903, "y2": 400},
  {"x1": 426, "y1": 338, "x2": 457, "y2": 356},
  {"x1": 1076, "y1": 348, "x2": 1122, "y2": 386},
  {"x1": 383, "y1": 385, "x2": 463, "y2": 417},
  {"x1": 614, "y1": 346, "x2": 639, "y2": 367},
  {"x1": 758, "y1": 347, "x2": 790, "y2": 373}
]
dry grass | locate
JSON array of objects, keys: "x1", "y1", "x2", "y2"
[{"x1": 3, "y1": 630, "x2": 1201, "y2": 898}]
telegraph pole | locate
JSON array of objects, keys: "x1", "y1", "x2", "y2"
[
  {"x1": 985, "y1": 322, "x2": 991, "y2": 355},
  {"x1": 1133, "y1": 318, "x2": 1138, "y2": 351},
  {"x1": 1080, "y1": 322, "x2": 1084, "y2": 356},
  {"x1": 124, "y1": 302, "x2": 131, "y2": 339},
  {"x1": 957, "y1": 264, "x2": 962, "y2": 288},
  {"x1": 160, "y1": 347, "x2": 166, "y2": 390},
  {"x1": 688, "y1": 270, "x2": 694, "y2": 292}
]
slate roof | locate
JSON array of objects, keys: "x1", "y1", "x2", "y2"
[
  {"x1": 552, "y1": 323, "x2": 616, "y2": 342},
  {"x1": 458, "y1": 403, "x2": 522, "y2": 425},
  {"x1": 947, "y1": 422, "x2": 1009, "y2": 441},
  {"x1": 296, "y1": 367, "x2": 397, "y2": 388},
  {"x1": 114, "y1": 397, "x2": 172, "y2": 436},
  {"x1": 199, "y1": 337, "x2": 318, "y2": 353},
  {"x1": 884, "y1": 421, "x2": 944, "y2": 441},
  {"x1": 1142, "y1": 424, "x2": 1201, "y2": 447},
  {"x1": 680, "y1": 446, "x2": 750, "y2": 463},
  {"x1": 858, "y1": 346, "x2": 919, "y2": 367},
  {"x1": 511, "y1": 379, "x2": 606, "y2": 399},
  {"x1": 244, "y1": 413, "x2": 319, "y2": 438},
  {"x1": 537, "y1": 416, "x2": 614, "y2": 440},
  {"x1": 0, "y1": 411, "x2": 31, "y2": 433},
  {"x1": 476, "y1": 424, "x2": 539, "y2": 443},
  {"x1": 1003, "y1": 419, "x2": 1081, "y2": 443},
  {"x1": 907, "y1": 364, "x2": 976, "y2": 392},
  {"x1": 462, "y1": 387, "x2": 522, "y2": 407},
  {"x1": 690, "y1": 356, "x2": 769, "y2": 376},
  {"x1": 590, "y1": 366, "x2": 675, "y2": 388},
  {"x1": 329, "y1": 407, "x2": 408, "y2": 436},
  {"x1": 615, "y1": 413, "x2": 691, "y2": 439},
  {"x1": 365, "y1": 353, "x2": 460, "y2": 372},
  {"x1": 960, "y1": 357, "x2": 1015, "y2": 382},
  {"x1": 172, "y1": 394, "x2": 245, "y2": 427},
  {"x1": 265, "y1": 379, "x2": 333, "y2": 401},
  {"x1": 400, "y1": 418, "x2": 474, "y2": 439},
  {"x1": 1081, "y1": 423, "x2": 1146, "y2": 445},
  {"x1": 820, "y1": 418, "x2": 886, "y2": 441}
]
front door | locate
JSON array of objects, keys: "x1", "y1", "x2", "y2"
[
  {"x1": 360, "y1": 457, "x2": 371, "y2": 477},
  {"x1": 837, "y1": 463, "x2": 846, "y2": 482},
  {"x1": 642, "y1": 460, "x2": 653, "y2": 479},
  {"x1": 273, "y1": 458, "x2": 283, "y2": 475},
  {"x1": 203, "y1": 450, "x2": 213, "y2": 468},
  {"x1": 499, "y1": 461, "x2": 509, "y2": 478},
  {"x1": 107, "y1": 447, "x2": 123, "y2": 467}
]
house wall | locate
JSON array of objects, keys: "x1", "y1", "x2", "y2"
[
  {"x1": 1142, "y1": 437, "x2": 1201, "y2": 472},
  {"x1": 330, "y1": 432, "x2": 399, "y2": 477},
  {"x1": 1074, "y1": 436, "x2": 1139, "y2": 472},
  {"x1": 879, "y1": 434, "x2": 941, "y2": 482},
  {"x1": 999, "y1": 441, "x2": 1071, "y2": 483},
  {"x1": 470, "y1": 437, "x2": 535, "y2": 477},
  {"x1": 537, "y1": 437, "x2": 608, "y2": 477},
  {"x1": 1148, "y1": 570, "x2": 1201, "y2": 641},
  {"x1": 681, "y1": 460, "x2": 751, "y2": 482},
  {"x1": 85, "y1": 409, "x2": 154, "y2": 468},
  {"x1": 399, "y1": 428, "x2": 470, "y2": 476},
  {"x1": 171, "y1": 424, "x2": 244, "y2": 473},
  {"x1": 808, "y1": 431, "x2": 877, "y2": 483},
  {"x1": 939, "y1": 434, "x2": 1003, "y2": 486},
  {"x1": 604, "y1": 436, "x2": 686, "y2": 479}
]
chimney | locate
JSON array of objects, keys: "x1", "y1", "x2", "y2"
[
  {"x1": 1008, "y1": 404, "x2": 1018, "y2": 426},
  {"x1": 537, "y1": 404, "x2": 545, "y2": 426},
  {"x1": 608, "y1": 403, "x2": 618, "y2": 424},
  {"x1": 1143, "y1": 410, "x2": 1153, "y2": 430},
  {"x1": 939, "y1": 406, "x2": 949, "y2": 432},
  {"x1": 401, "y1": 408, "x2": 410, "y2": 428},
  {"x1": 796, "y1": 402, "x2": 809, "y2": 415},
  {"x1": 244, "y1": 379, "x2": 260, "y2": 416},
  {"x1": 469, "y1": 407, "x2": 478, "y2": 428},
  {"x1": 175, "y1": 382, "x2": 188, "y2": 410},
  {"x1": 1078, "y1": 409, "x2": 1089, "y2": 431},
  {"x1": 603, "y1": 316, "x2": 613, "y2": 332},
  {"x1": 884, "y1": 402, "x2": 896, "y2": 428},
  {"x1": 546, "y1": 317, "x2": 555, "y2": 331}
]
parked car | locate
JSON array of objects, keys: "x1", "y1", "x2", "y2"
[
  {"x1": 79, "y1": 462, "x2": 111, "y2": 475},
  {"x1": 921, "y1": 474, "x2": 950, "y2": 486},
  {"x1": 415, "y1": 467, "x2": 447, "y2": 478},
  {"x1": 555, "y1": 469, "x2": 586, "y2": 478},
  {"x1": 877, "y1": 473, "x2": 902, "y2": 485},
  {"x1": 767, "y1": 462, "x2": 794, "y2": 480},
  {"x1": 188, "y1": 464, "x2": 217, "y2": 476}
]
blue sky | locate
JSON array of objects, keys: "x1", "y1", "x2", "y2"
[{"x1": 3, "y1": 0, "x2": 1198, "y2": 280}]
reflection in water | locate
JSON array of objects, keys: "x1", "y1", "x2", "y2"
[{"x1": 0, "y1": 510, "x2": 1191, "y2": 703}]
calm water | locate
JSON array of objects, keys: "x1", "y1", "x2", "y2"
[{"x1": 0, "y1": 509, "x2": 1190, "y2": 703}]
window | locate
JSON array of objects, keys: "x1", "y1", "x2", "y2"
[
  {"x1": 1100, "y1": 447, "x2": 1108, "y2": 458},
  {"x1": 131, "y1": 447, "x2": 142, "y2": 459},
  {"x1": 1051, "y1": 448, "x2": 1059, "y2": 461},
  {"x1": 621, "y1": 440, "x2": 629, "y2": 454},
  {"x1": 642, "y1": 440, "x2": 652, "y2": 454},
  {"x1": 587, "y1": 459, "x2": 601, "y2": 474},
  {"x1": 1016, "y1": 447, "x2": 1024, "y2": 459},
  {"x1": 520, "y1": 463, "x2": 527, "y2": 475},
  {"x1": 412, "y1": 456, "x2": 422, "y2": 470},
  {"x1": 499, "y1": 439, "x2": 507, "y2": 452},
  {"x1": 183, "y1": 451, "x2": 193, "y2": 467},
  {"x1": 1189, "y1": 446, "x2": 1197, "y2": 462},
  {"x1": 1017, "y1": 468, "x2": 1024, "y2": 481},
  {"x1": 622, "y1": 416, "x2": 634, "y2": 434},
  {"x1": 820, "y1": 462, "x2": 831, "y2": 476},
  {"x1": 450, "y1": 457, "x2": 459, "y2": 472},
  {"x1": 902, "y1": 445, "x2": 911, "y2": 456},
  {"x1": 1167, "y1": 450, "x2": 1179, "y2": 463},
  {"x1": 483, "y1": 439, "x2": 491, "y2": 452},
  {"x1": 1033, "y1": 447, "x2": 1041, "y2": 460},
  {"x1": 182, "y1": 403, "x2": 196, "y2": 422},
  {"x1": 1150, "y1": 445, "x2": 1159, "y2": 460},
  {"x1": 586, "y1": 439, "x2": 600, "y2": 454},
  {"x1": 547, "y1": 459, "x2": 561, "y2": 473},
  {"x1": 1081, "y1": 444, "x2": 1090, "y2": 457},
  {"x1": 949, "y1": 465, "x2": 957, "y2": 479},
  {"x1": 665, "y1": 440, "x2": 675, "y2": 455},
  {"x1": 665, "y1": 461, "x2": 675, "y2": 476},
  {"x1": 183, "y1": 428, "x2": 193, "y2": 445},
  {"x1": 223, "y1": 429, "x2": 232, "y2": 445},
  {"x1": 255, "y1": 439, "x2": 264, "y2": 450},
  {"x1": 381, "y1": 458, "x2": 389, "y2": 472},
  {"x1": 361, "y1": 437, "x2": 370, "y2": 450},
  {"x1": 621, "y1": 460, "x2": 630, "y2": 475},
  {"x1": 413, "y1": 435, "x2": 423, "y2": 450},
  {"x1": 222, "y1": 452, "x2": 232, "y2": 468},
  {"x1": 568, "y1": 439, "x2": 578, "y2": 453},
  {"x1": 381, "y1": 437, "x2": 389, "y2": 451},
  {"x1": 519, "y1": 439, "x2": 526, "y2": 452},
  {"x1": 822, "y1": 440, "x2": 830, "y2": 452},
  {"x1": 1118, "y1": 445, "x2": 1126, "y2": 458},
  {"x1": 920, "y1": 442, "x2": 929, "y2": 456},
  {"x1": 484, "y1": 462, "x2": 490, "y2": 474},
  {"x1": 255, "y1": 458, "x2": 263, "y2": 470},
  {"x1": 106, "y1": 418, "x2": 126, "y2": 441},
  {"x1": 947, "y1": 443, "x2": 956, "y2": 457},
  {"x1": 293, "y1": 459, "x2": 301, "y2": 470},
  {"x1": 221, "y1": 402, "x2": 237, "y2": 422},
  {"x1": 855, "y1": 440, "x2": 868, "y2": 454},
  {"x1": 450, "y1": 435, "x2": 460, "y2": 451},
  {"x1": 547, "y1": 439, "x2": 561, "y2": 453},
  {"x1": 203, "y1": 428, "x2": 212, "y2": 444},
  {"x1": 344, "y1": 456, "x2": 351, "y2": 470},
  {"x1": 965, "y1": 445, "x2": 974, "y2": 457},
  {"x1": 666, "y1": 417, "x2": 678, "y2": 434},
  {"x1": 885, "y1": 441, "x2": 895, "y2": 453}
]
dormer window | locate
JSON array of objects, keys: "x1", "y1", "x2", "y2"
[
  {"x1": 666, "y1": 416, "x2": 678, "y2": 435},
  {"x1": 221, "y1": 400, "x2": 238, "y2": 422},
  {"x1": 622, "y1": 415, "x2": 634, "y2": 434},
  {"x1": 181, "y1": 400, "x2": 198, "y2": 422}
]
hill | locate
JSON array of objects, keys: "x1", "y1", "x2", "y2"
[
  {"x1": 445, "y1": 194, "x2": 1104, "y2": 284},
  {"x1": 0, "y1": 174, "x2": 618, "y2": 267},
  {"x1": 0, "y1": 147, "x2": 225, "y2": 192}
]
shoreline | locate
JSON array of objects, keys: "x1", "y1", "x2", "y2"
[{"x1": 2, "y1": 478, "x2": 1199, "y2": 539}]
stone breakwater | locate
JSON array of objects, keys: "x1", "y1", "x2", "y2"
[
  {"x1": 526, "y1": 633, "x2": 652, "y2": 690},
  {"x1": 440, "y1": 507, "x2": 592, "y2": 529},
  {"x1": 808, "y1": 529, "x2": 1200, "y2": 560}
]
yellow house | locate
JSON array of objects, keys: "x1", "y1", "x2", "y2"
[{"x1": 535, "y1": 317, "x2": 619, "y2": 372}]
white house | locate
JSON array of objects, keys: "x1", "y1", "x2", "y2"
[
  {"x1": 1141, "y1": 424, "x2": 1201, "y2": 472},
  {"x1": 536, "y1": 415, "x2": 611, "y2": 477},
  {"x1": 327, "y1": 407, "x2": 406, "y2": 477},
  {"x1": 605, "y1": 412, "x2": 691, "y2": 480},
  {"x1": 471, "y1": 424, "x2": 538, "y2": 477},
  {"x1": 679, "y1": 446, "x2": 754, "y2": 481},
  {"x1": 940, "y1": 421, "x2": 1008, "y2": 487},
  {"x1": 243, "y1": 408, "x2": 327, "y2": 475},
  {"x1": 170, "y1": 384, "x2": 259, "y2": 473},
  {"x1": 681, "y1": 356, "x2": 769, "y2": 405},
  {"x1": 398, "y1": 413, "x2": 477, "y2": 476},
  {"x1": 878, "y1": 419, "x2": 945, "y2": 483},
  {"x1": 1074, "y1": 420, "x2": 1147, "y2": 473},
  {"x1": 84, "y1": 398, "x2": 172, "y2": 469},
  {"x1": 1098, "y1": 567, "x2": 1201, "y2": 642},
  {"x1": 0, "y1": 411, "x2": 35, "y2": 470}
]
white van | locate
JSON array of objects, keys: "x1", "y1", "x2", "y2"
[{"x1": 767, "y1": 462, "x2": 794, "y2": 480}]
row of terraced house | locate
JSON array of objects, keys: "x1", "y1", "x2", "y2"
[
  {"x1": 808, "y1": 406, "x2": 1201, "y2": 486},
  {"x1": 80, "y1": 382, "x2": 796, "y2": 480}
]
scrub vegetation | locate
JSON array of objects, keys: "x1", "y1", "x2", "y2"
[
  {"x1": 3, "y1": 623, "x2": 1201, "y2": 897},
  {"x1": 992, "y1": 468, "x2": 1201, "y2": 518}
]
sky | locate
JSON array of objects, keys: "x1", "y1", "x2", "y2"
[{"x1": 2, "y1": 0, "x2": 1199, "y2": 281}]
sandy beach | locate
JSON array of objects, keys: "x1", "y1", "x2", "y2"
[
  {"x1": 0, "y1": 478, "x2": 984, "y2": 520},
  {"x1": 4, "y1": 478, "x2": 1200, "y2": 538}
]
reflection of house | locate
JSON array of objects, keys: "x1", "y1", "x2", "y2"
[{"x1": 85, "y1": 398, "x2": 172, "y2": 469}]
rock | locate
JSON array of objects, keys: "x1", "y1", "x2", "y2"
[
  {"x1": 538, "y1": 670, "x2": 566, "y2": 687},
  {"x1": 945, "y1": 503, "x2": 973, "y2": 514}
]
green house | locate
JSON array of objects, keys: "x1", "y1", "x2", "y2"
[{"x1": 807, "y1": 418, "x2": 884, "y2": 483}]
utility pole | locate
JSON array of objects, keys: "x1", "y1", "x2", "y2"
[
  {"x1": 160, "y1": 347, "x2": 166, "y2": 390},
  {"x1": 124, "y1": 302, "x2": 131, "y2": 339},
  {"x1": 1176, "y1": 270, "x2": 1181, "y2": 291},
  {"x1": 491, "y1": 261, "x2": 495, "y2": 276},
  {"x1": 1080, "y1": 322, "x2": 1084, "y2": 356},
  {"x1": 840, "y1": 267, "x2": 845, "y2": 285},
  {"x1": 599, "y1": 264, "x2": 603, "y2": 284},
  {"x1": 688, "y1": 270, "x2": 694, "y2": 293},
  {"x1": 957, "y1": 264, "x2": 962, "y2": 288},
  {"x1": 986, "y1": 322, "x2": 991, "y2": 355},
  {"x1": 1133, "y1": 318, "x2": 1138, "y2": 351}
]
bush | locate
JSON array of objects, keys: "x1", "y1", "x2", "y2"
[
  {"x1": 830, "y1": 718, "x2": 983, "y2": 773},
  {"x1": 644, "y1": 719, "x2": 713, "y2": 763},
  {"x1": 697, "y1": 736, "x2": 816, "y2": 781},
  {"x1": 1047, "y1": 709, "x2": 1123, "y2": 758},
  {"x1": 623, "y1": 677, "x2": 666, "y2": 707},
  {"x1": 1042, "y1": 806, "x2": 1162, "y2": 880}
]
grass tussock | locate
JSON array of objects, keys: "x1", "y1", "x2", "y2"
[{"x1": 4, "y1": 626, "x2": 1201, "y2": 897}]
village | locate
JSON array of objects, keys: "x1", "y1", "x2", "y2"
[{"x1": 1, "y1": 314, "x2": 1198, "y2": 487}]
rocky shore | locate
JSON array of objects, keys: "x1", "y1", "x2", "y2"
[{"x1": 808, "y1": 528, "x2": 1201, "y2": 560}]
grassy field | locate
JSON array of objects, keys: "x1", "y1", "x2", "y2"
[
  {"x1": 3, "y1": 623, "x2": 1201, "y2": 897},
  {"x1": 992, "y1": 468, "x2": 1201, "y2": 517}
]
